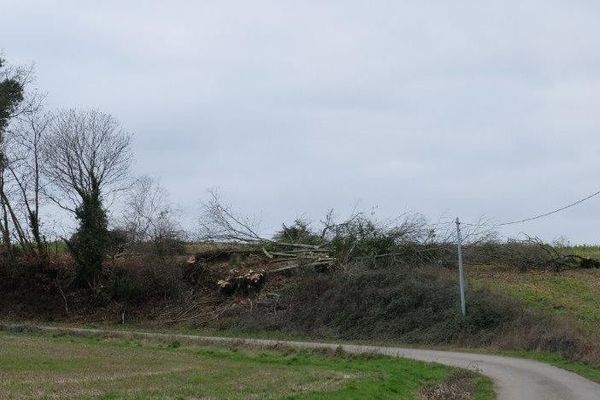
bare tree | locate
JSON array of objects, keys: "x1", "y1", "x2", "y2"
[
  {"x1": 2, "y1": 110, "x2": 51, "y2": 255},
  {"x1": 43, "y1": 109, "x2": 132, "y2": 211},
  {"x1": 122, "y1": 176, "x2": 169, "y2": 242},
  {"x1": 122, "y1": 176, "x2": 183, "y2": 255},
  {"x1": 42, "y1": 109, "x2": 132, "y2": 286},
  {"x1": 0, "y1": 57, "x2": 45, "y2": 251}
]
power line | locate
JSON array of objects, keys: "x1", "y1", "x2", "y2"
[
  {"x1": 263, "y1": 187, "x2": 600, "y2": 235},
  {"x1": 498, "y1": 189, "x2": 600, "y2": 226}
]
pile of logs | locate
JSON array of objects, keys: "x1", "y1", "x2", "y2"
[
  {"x1": 217, "y1": 269, "x2": 266, "y2": 295},
  {"x1": 262, "y1": 242, "x2": 336, "y2": 273},
  {"x1": 191, "y1": 242, "x2": 335, "y2": 296},
  {"x1": 192, "y1": 242, "x2": 336, "y2": 273}
]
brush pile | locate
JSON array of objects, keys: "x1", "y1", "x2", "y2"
[
  {"x1": 191, "y1": 242, "x2": 336, "y2": 296},
  {"x1": 262, "y1": 243, "x2": 336, "y2": 273}
]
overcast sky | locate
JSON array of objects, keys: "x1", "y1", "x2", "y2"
[{"x1": 3, "y1": 0, "x2": 600, "y2": 242}]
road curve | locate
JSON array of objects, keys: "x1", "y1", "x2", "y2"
[{"x1": 3, "y1": 324, "x2": 600, "y2": 400}]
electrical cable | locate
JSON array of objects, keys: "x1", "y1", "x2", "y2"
[{"x1": 498, "y1": 189, "x2": 600, "y2": 226}]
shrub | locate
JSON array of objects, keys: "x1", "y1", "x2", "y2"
[
  {"x1": 107, "y1": 259, "x2": 185, "y2": 303},
  {"x1": 234, "y1": 265, "x2": 521, "y2": 345},
  {"x1": 273, "y1": 219, "x2": 324, "y2": 246},
  {"x1": 464, "y1": 239, "x2": 600, "y2": 271},
  {"x1": 329, "y1": 217, "x2": 402, "y2": 262},
  {"x1": 109, "y1": 267, "x2": 144, "y2": 302}
]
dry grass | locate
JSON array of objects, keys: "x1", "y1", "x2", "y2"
[{"x1": 419, "y1": 370, "x2": 479, "y2": 400}]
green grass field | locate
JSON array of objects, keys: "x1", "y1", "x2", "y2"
[
  {"x1": 559, "y1": 245, "x2": 600, "y2": 260},
  {"x1": 469, "y1": 265, "x2": 600, "y2": 334},
  {"x1": 0, "y1": 331, "x2": 493, "y2": 400}
]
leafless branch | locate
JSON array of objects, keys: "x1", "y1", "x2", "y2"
[
  {"x1": 198, "y1": 189, "x2": 265, "y2": 243},
  {"x1": 41, "y1": 109, "x2": 133, "y2": 212}
]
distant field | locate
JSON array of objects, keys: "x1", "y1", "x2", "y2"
[
  {"x1": 559, "y1": 245, "x2": 600, "y2": 260},
  {"x1": 0, "y1": 331, "x2": 492, "y2": 400},
  {"x1": 470, "y1": 266, "x2": 600, "y2": 334}
]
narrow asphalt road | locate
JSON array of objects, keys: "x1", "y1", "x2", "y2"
[{"x1": 3, "y1": 324, "x2": 600, "y2": 399}]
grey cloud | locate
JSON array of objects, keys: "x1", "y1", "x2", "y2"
[{"x1": 3, "y1": 0, "x2": 600, "y2": 241}]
